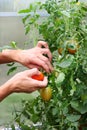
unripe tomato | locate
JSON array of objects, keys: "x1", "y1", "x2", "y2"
[
  {"x1": 81, "y1": 94, "x2": 87, "y2": 101},
  {"x1": 40, "y1": 86, "x2": 52, "y2": 101},
  {"x1": 32, "y1": 72, "x2": 44, "y2": 81}
]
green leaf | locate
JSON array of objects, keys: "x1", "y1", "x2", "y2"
[
  {"x1": 25, "y1": 26, "x2": 30, "y2": 35},
  {"x1": 7, "y1": 66, "x2": 17, "y2": 75},
  {"x1": 18, "y1": 9, "x2": 31, "y2": 13},
  {"x1": 56, "y1": 72, "x2": 65, "y2": 84},
  {"x1": 63, "y1": 107, "x2": 68, "y2": 115},
  {"x1": 10, "y1": 41, "x2": 18, "y2": 49},
  {"x1": 61, "y1": 10, "x2": 70, "y2": 17},
  {"x1": 22, "y1": 14, "x2": 31, "y2": 24},
  {"x1": 29, "y1": 3, "x2": 33, "y2": 11},
  {"x1": 7, "y1": 62, "x2": 15, "y2": 66},
  {"x1": 52, "y1": 107, "x2": 58, "y2": 116},
  {"x1": 67, "y1": 128, "x2": 73, "y2": 130},
  {"x1": 66, "y1": 114, "x2": 81, "y2": 122},
  {"x1": 11, "y1": 124, "x2": 15, "y2": 130},
  {"x1": 58, "y1": 55, "x2": 74, "y2": 68},
  {"x1": 31, "y1": 114, "x2": 39, "y2": 123},
  {"x1": 82, "y1": 6, "x2": 87, "y2": 12},
  {"x1": 70, "y1": 101, "x2": 87, "y2": 114},
  {"x1": 0, "y1": 45, "x2": 12, "y2": 52},
  {"x1": 21, "y1": 124, "x2": 30, "y2": 130}
]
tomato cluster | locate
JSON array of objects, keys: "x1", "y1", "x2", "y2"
[
  {"x1": 32, "y1": 72, "x2": 52, "y2": 101},
  {"x1": 58, "y1": 40, "x2": 79, "y2": 55}
]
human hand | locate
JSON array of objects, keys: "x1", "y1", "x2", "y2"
[
  {"x1": 0, "y1": 68, "x2": 48, "y2": 101},
  {"x1": 8, "y1": 68, "x2": 48, "y2": 93},
  {"x1": 1, "y1": 41, "x2": 53, "y2": 73},
  {"x1": 15, "y1": 41, "x2": 53, "y2": 73}
]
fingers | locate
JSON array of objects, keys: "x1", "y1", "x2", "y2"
[
  {"x1": 27, "y1": 64, "x2": 41, "y2": 69},
  {"x1": 24, "y1": 68, "x2": 40, "y2": 77},
  {"x1": 15, "y1": 69, "x2": 48, "y2": 93},
  {"x1": 24, "y1": 68, "x2": 48, "y2": 87},
  {"x1": 38, "y1": 76, "x2": 48, "y2": 87},
  {"x1": 25, "y1": 41, "x2": 53, "y2": 73},
  {"x1": 38, "y1": 54, "x2": 53, "y2": 73},
  {"x1": 37, "y1": 41, "x2": 52, "y2": 61},
  {"x1": 41, "y1": 48, "x2": 52, "y2": 62},
  {"x1": 37, "y1": 41, "x2": 49, "y2": 48},
  {"x1": 31, "y1": 57, "x2": 51, "y2": 73},
  {"x1": 33, "y1": 76, "x2": 48, "y2": 88},
  {"x1": 23, "y1": 69, "x2": 48, "y2": 89}
]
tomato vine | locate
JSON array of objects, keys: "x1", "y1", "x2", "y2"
[{"x1": 12, "y1": 0, "x2": 87, "y2": 129}]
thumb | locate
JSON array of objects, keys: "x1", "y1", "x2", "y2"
[{"x1": 26, "y1": 68, "x2": 40, "y2": 77}]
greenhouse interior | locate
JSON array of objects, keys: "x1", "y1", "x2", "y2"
[{"x1": 0, "y1": 0, "x2": 87, "y2": 130}]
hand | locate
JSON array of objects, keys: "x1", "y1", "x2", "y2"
[
  {"x1": 0, "y1": 68, "x2": 48, "y2": 101},
  {"x1": 8, "y1": 68, "x2": 48, "y2": 93},
  {"x1": 1, "y1": 41, "x2": 53, "y2": 73},
  {"x1": 16, "y1": 41, "x2": 53, "y2": 73}
]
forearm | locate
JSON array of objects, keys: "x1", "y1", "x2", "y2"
[
  {"x1": 0, "y1": 49, "x2": 20, "y2": 64},
  {"x1": 0, "y1": 81, "x2": 13, "y2": 102}
]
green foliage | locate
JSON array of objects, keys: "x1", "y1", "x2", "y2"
[
  {"x1": 0, "y1": 41, "x2": 19, "y2": 52},
  {"x1": 13, "y1": 0, "x2": 87, "y2": 129},
  {"x1": 0, "y1": 41, "x2": 20, "y2": 75}
]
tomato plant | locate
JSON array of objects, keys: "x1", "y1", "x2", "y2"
[{"x1": 13, "y1": 0, "x2": 87, "y2": 130}]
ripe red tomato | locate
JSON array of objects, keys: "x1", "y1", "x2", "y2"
[
  {"x1": 66, "y1": 40, "x2": 78, "y2": 54},
  {"x1": 68, "y1": 48, "x2": 76, "y2": 54},
  {"x1": 32, "y1": 72, "x2": 44, "y2": 81},
  {"x1": 40, "y1": 86, "x2": 52, "y2": 101}
]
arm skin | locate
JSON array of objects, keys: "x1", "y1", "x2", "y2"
[
  {"x1": 0, "y1": 68, "x2": 48, "y2": 102},
  {"x1": 0, "y1": 41, "x2": 53, "y2": 73},
  {"x1": 0, "y1": 41, "x2": 53, "y2": 102},
  {"x1": 0, "y1": 41, "x2": 53, "y2": 101},
  {"x1": 0, "y1": 49, "x2": 19, "y2": 64}
]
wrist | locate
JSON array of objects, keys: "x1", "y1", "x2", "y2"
[
  {"x1": 0, "y1": 80, "x2": 13, "y2": 101},
  {"x1": 2, "y1": 49, "x2": 21, "y2": 63}
]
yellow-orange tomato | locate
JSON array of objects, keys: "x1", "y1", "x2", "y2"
[
  {"x1": 40, "y1": 87, "x2": 52, "y2": 101},
  {"x1": 58, "y1": 48, "x2": 63, "y2": 55},
  {"x1": 32, "y1": 72, "x2": 44, "y2": 81}
]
